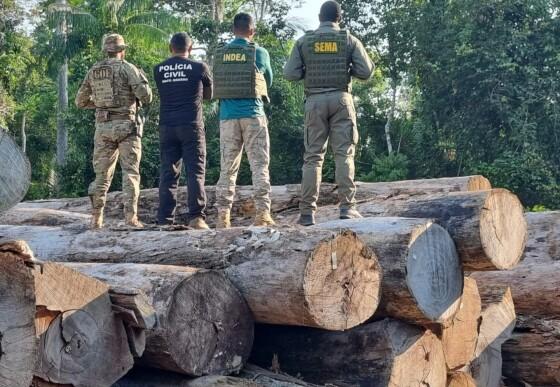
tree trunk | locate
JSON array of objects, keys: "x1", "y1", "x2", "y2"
[
  {"x1": 0, "y1": 242, "x2": 36, "y2": 387},
  {"x1": 20, "y1": 112, "x2": 26, "y2": 153},
  {"x1": 0, "y1": 226, "x2": 381, "y2": 331},
  {"x1": 0, "y1": 207, "x2": 91, "y2": 226},
  {"x1": 250, "y1": 319, "x2": 447, "y2": 387},
  {"x1": 317, "y1": 217, "x2": 463, "y2": 324},
  {"x1": 469, "y1": 288, "x2": 516, "y2": 387},
  {"x1": 3, "y1": 175, "x2": 491, "y2": 225},
  {"x1": 33, "y1": 261, "x2": 134, "y2": 386},
  {"x1": 66, "y1": 263, "x2": 254, "y2": 376},
  {"x1": 438, "y1": 277, "x2": 481, "y2": 371},
  {"x1": 301, "y1": 189, "x2": 526, "y2": 271},
  {"x1": 472, "y1": 211, "x2": 560, "y2": 318},
  {"x1": 502, "y1": 316, "x2": 560, "y2": 386},
  {"x1": 447, "y1": 372, "x2": 476, "y2": 387},
  {"x1": 112, "y1": 364, "x2": 319, "y2": 387},
  {"x1": 56, "y1": 57, "x2": 68, "y2": 167},
  {"x1": 384, "y1": 79, "x2": 397, "y2": 154}
]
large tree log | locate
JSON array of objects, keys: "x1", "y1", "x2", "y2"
[
  {"x1": 473, "y1": 211, "x2": 560, "y2": 318},
  {"x1": 112, "y1": 364, "x2": 319, "y2": 387},
  {"x1": 65, "y1": 263, "x2": 254, "y2": 376},
  {"x1": 1, "y1": 175, "x2": 491, "y2": 225},
  {"x1": 0, "y1": 127, "x2": 31, "y2": 213},
  {"x1": 0, "y1": 243, "x2": 36, "y2": 387},
  {"x1": 250, "y1": 319, "x2": 447, "y2": 387},
  {"x1": 279, "y1": 189, "x2": 526, "y2": 271},
  {"x1": 33, "y1": 261, "x2": 135, "y2": 386},
  {"x1": 317, "y1": 218, "x2": 463, "y2": 324},
  {"x1": 0, "y1": 225, "x2": 381, "y2": 331},
  {"x1": 502, "y1": 316, "x2": 560, "y2": 386},
  {"x1": 432, "y1": 277, "x2": 481, "y2": 372},
  {"x1": 470, "y1": 288, "x2": 515, "y2": 387}
]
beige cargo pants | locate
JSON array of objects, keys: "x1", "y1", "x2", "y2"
[
  {"x1": 216, "y1": 116, "x2": 272, "y2": 212},
  {"x1": 91, "y1": 120, "x2": 141, "y2": 219},
  {"x1": 300, "y1": 91, "x2": 358, "y2": 215}
]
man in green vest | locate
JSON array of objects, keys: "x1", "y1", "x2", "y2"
[
  {"x1": 213, "y1": 13, "x2": 274, "y2": 228},
  {"x1": 284, "y1": 0, "x2": 374, "y2": 226}
]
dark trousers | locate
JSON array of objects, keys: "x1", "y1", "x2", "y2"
[{"x1": 157, "y1": 125, "x2": 207, "y2": 224}]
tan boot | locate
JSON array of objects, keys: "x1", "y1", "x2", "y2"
[
  {"x1": 253, "y1": 210, "x2": 276, "y2": 227},
  {"x1": 189, "y1": 217, "x2": 210, "y2": 230},
  {"x1": 91, "y1": 211, "x2": 104, "y2": 230},
  {"x1": 125, "y1": 214, "x2": 144, "y2": 228},
  {"x1": 216, "y1": 209, "x2": 231, "y2": 229}
]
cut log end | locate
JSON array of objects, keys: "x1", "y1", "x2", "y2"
[
  {"x1": 0, "y1": 244, "x2": 36, "y2": 387},
  {"x1": 448, "y1": 372, "x2": 477, "y2": 387},
  {"x1": 466, "y1": 176, "x2": 492, "y2": 192},
  {"x1": 480, "y1": 189, "x2": 527, "y2": 270},
  {"x1": 407, "y1": 223, "x2": 463, "y2": 323},
  {"x1": 304, "y1": 230, "x2": 381, "y2": 331},
  {"x1": 165, "y1": 271, "x2": 253, "y2": 376}
]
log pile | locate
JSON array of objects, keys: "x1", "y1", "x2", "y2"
[{"x1": 0, "y1": 175, "x2": 546, "y2": 387}]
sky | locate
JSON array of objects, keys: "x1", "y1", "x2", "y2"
[{"x1": 287, "y1": 0, "x2": 323, "y2": 32}]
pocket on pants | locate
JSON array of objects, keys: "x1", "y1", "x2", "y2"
[{"x1": 339, "y1": 94, "x2": 358, "y2": 145}]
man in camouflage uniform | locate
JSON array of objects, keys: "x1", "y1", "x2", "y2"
[
  {"x1": 213, "y1": 13, "x2": 274, "y2": 228},
  {"x1": 283, "y1": 0, "x2": 374, "y2": 226},
  {"x1": 76, "y1": 34, "x2": 153, "y2": 229}
]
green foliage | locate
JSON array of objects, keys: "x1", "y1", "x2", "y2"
[{"x1": 362, "y1": 153, "x2": 409, "y2": 182}]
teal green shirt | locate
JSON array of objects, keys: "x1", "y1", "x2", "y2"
[{"x1": 219, "y1": 37, "x2": 273, "y2": 120}]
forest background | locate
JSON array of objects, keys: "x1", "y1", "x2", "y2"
[{"x1": 1, "y1": 0, "x2": 559, "y2": 210}]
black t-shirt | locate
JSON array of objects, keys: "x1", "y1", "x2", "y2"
[{"x1": 153, "y1": 56, "x2": 212, "y2": 128}]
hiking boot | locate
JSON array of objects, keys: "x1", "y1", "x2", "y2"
[
  {"x1": 253, "y1": 210, "x2": 276, "y2": 227},
  {"x1": 91, "y1": 211, "x2": 104, "y2": 230},
  {"x1": 189, "y1": 217, "x2": 210, "y2": 230},
  {"x1": 340, "y1": 208, "x2": 363, "y2": 220},
  {"x1": 125, "y1": 214, "x2": 144, "y2": 228},
  {"x1": 298, "y1": 213, "x2": 315, "y2": 226},
  {"x1": 216, "y1": 209, "x2": 231, "y2": 229}
]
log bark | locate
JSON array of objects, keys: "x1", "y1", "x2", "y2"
[
  {"x1": 65, "y1": 263, "x2": 254, "y2": 376},
  {"x1": 447, "y1": 373, "x2": 476, "y2": 387},
  {"x1": 0, "y1": 207, "x2": 91, "y2": 227},
  {"x1": 438, "y1": 277, "x2": 482, "y2": 371},
  {"x1": 2, "y1": 175, "x2": 491, "y2": 225},
  {"x1": 33, "y1": 261, "x2": 134, "y2": 386},
  {"x1": 0, "y1": 225, "x2": 381, "y2": 331},
  {"x1": 317, "y1": 217, "x2": 463, "y2": 324},
  {"x1": 112, "y1": 364, "x2": 319, "y2": 387},
  {"x1": 472, "y1": 211, "x2": 560, "y2": 318},
  {"x1": 250, "y1": 319, "x2": 447, "y2": 387},
  {"x1": 0, "y1": 242, "x2": 36, "y2": 387},
  {"x1": 502, "y1": 316, "x2": 560, "y2": 386},
  {"x1": 285, "y1": 189, "x2": 526, "y2": 271},
  {"x1": 470, "y1": 288, "x2": 516, "y2": 387}
]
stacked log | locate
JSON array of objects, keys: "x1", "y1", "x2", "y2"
[
  {"x1": 0, "y1": 176, "x2": 539, "y2": 387},
  {"x1": 0, "y1": 175, "x2": 491, "y2": 225},
  {"x1": 250, "y1": 319, "x2": 447, "y2": 386}
]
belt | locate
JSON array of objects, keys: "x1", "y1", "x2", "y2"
[{"x1": 96, "y1": 110, "x2": 135, "y2": 123}]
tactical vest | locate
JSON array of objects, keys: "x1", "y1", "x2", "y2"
[
  {"x1": 89, "y1": 59, "x2": 136, "y2": 109},
  {"x1": 303, "y1": 30, "x2": 349, "y2": 90},
  {"x1": 213, "y1": 43, "x2": 269, "y2": 102}
]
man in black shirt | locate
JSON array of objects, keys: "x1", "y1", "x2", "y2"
[{"x1": 154, "y1": 32, "x2": 212, "y2": 229}]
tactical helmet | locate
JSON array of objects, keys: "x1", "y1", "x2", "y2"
[{"x1": 102, "y1": 33, "x2": 127, "y2": 53}]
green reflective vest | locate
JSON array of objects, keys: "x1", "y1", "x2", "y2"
[
  {"x1": 213, "y1": 43, "x2": 269, "y2": 102},
  {"x1": 303, "y1": 30, "x2": 349, "y2": 90}
]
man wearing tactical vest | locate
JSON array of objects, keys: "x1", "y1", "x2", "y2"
[
  {"x1": 76, "y1": 34, "x2": 153, "y2": 229},
  {"x1": 284, "y1": 1, "x2": 374, "y2": 226},
  {"x1": 213, "y1": 13, "x2": 275, "y2": 228}
]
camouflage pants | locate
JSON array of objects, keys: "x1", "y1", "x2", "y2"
[
  {"x1": 91, "y1": 120, "x2": 141, "y2": 218},
  {"x1": 216, "y1": 116, "x2": 271, "y2": 212},
  {"x1": 300, "y1": 91, "x2": 358, "y2": 215}
]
